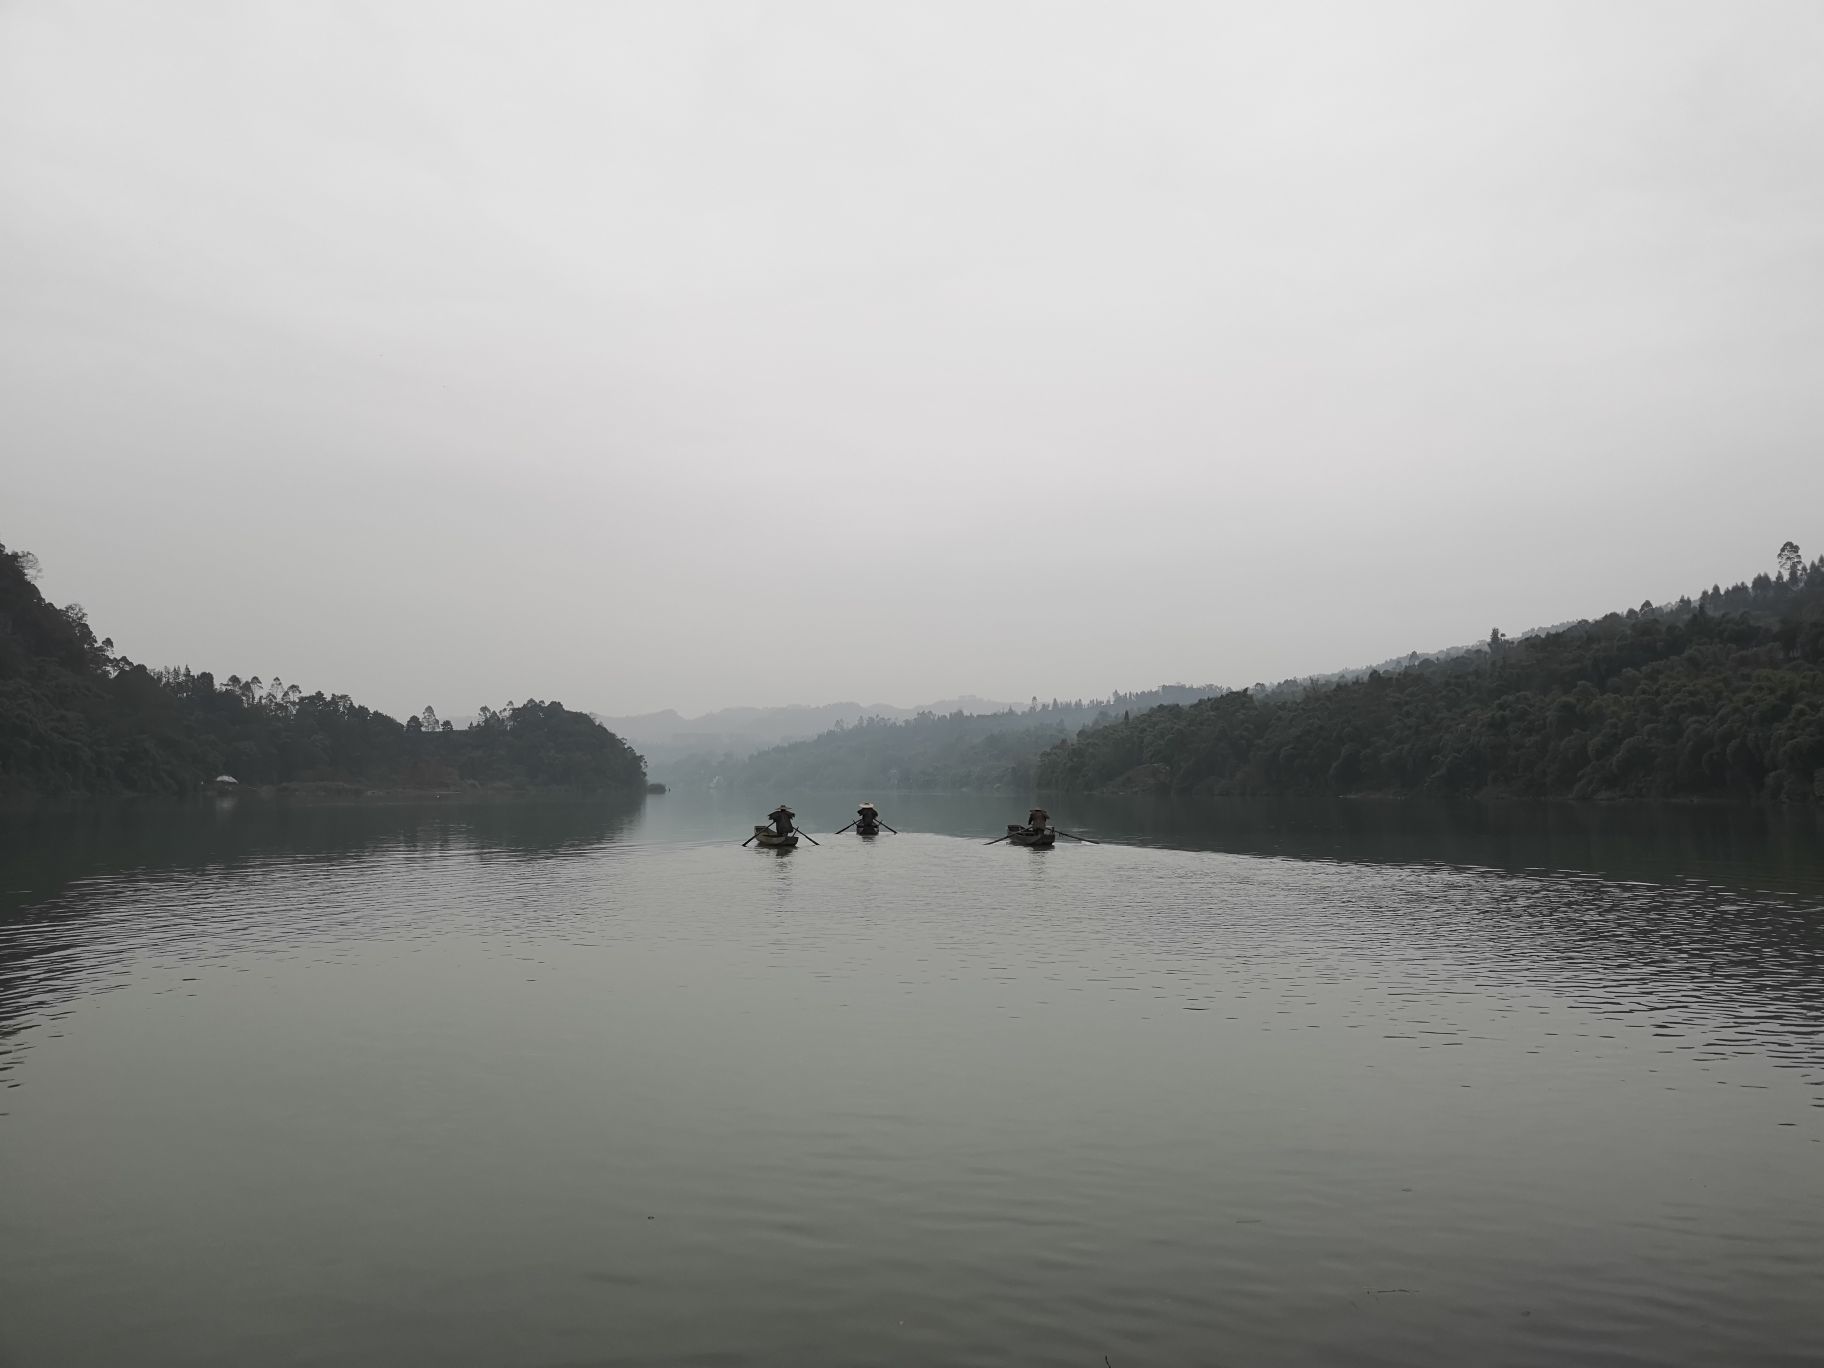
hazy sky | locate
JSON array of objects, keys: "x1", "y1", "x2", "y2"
[{"x1": 4, "y1": 2, "x2": 1820, "y2": 717}]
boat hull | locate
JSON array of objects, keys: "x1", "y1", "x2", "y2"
[
  {"x1": 855, "y1": 824, "x2": 881, "y2": 837},
  {"x1": 1005, "y1": 826, "x2": 1056, "y2": 849},
  {"x1": 752, "y1": 828, "x2": 799, "y2": 849}
]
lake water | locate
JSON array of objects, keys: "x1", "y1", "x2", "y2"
[{"x1": 3, "y1": 794, "x2": 1823, "y2": 1368}]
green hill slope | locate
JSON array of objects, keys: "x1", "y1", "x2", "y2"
[
  {"x1": 1039, "y1": 551, "x2": 1824, "y2": 802},
  {"x1": 0, "y1": 540, "x2": 645, "y2": 800}
]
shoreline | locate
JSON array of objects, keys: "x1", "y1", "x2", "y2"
[{"x1": 1, "y1": 781, "x2": 650, "y2": 813}]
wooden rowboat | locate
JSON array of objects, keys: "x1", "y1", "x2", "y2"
[
  {"x1": 1004, "y1": 825, "x2": 1056, "y2": 849},
  {"x1": 854, "y1": 822, "x2": 881, "y2": 837},
  {"x1": 752, "y1": 826, "x2": 799, "y2": 849}
]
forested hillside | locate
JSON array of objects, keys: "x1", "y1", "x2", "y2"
[
  {"x1": 1039, "y1": 546, "x2": 1824, "y2": 802},
  {"x1": 0, "y1": 541, "x2": 646, "y2": 800}
]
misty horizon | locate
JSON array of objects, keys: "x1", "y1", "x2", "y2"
[
  {"x1": 6, "y1": 2, "x2": 1821, "y2": 718},
  {"x1": 11, "y1": 528, "x2": 1779, "y2": 728}
]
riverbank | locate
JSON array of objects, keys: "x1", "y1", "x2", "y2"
[
  {"x1": 2, "y1": 780, "x2": 651, "y2": 812},
  {"x1": 231, "y1": 780, "x2": 654, "y2": 804}
]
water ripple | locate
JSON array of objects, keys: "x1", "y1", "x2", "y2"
[{"x1": 1, "y1": 806, "x2": 1821, "y2": 1367}]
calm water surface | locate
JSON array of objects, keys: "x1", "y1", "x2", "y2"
[{"x1": 3, "y1": 794, "x2": 1822, "y2": 1367}]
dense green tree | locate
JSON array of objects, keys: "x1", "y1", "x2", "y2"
[{"x1": 1779, "y1": 540, "x2": 1804, "y2": 580}]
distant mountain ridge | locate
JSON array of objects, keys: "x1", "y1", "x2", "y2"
[
  {"x1": 594, "y1": 696, "x2": 1015, "y2": 769},
  {"x1": 652, "y1": 684, "x2": 1231, "y2": 791}
]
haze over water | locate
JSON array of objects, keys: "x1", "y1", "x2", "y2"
[{"x1": 3, "y1": 795, "x2": 1822, "y2": 1367}]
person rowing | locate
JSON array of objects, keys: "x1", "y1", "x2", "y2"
[{"x1": 837, "y1": 802, "x2": 896, "y2": 835}]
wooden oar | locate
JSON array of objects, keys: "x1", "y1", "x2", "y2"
[
  {"x1": 793, "y1": 827, "x2": 821, "y2": 846},
  {"x1": 876, "y1": 820, "x2": 899, "y2": 833},
  {"x1": 741, "y1": 831, "x2": 760, "y2": 846},
  {"x1": 834, "y1": 820, "x2": 857, "y2": 834},
  {"x1": 984, "y1": 833, "x2": 1012, "y2": 845},
  {"x1": 1053, "y1": 828, "x2": 1100, "y2": 844}
]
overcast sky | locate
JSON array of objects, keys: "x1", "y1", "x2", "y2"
[{"x1": 4, "y1": 2, "x2": 1820, "y2": 717}]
